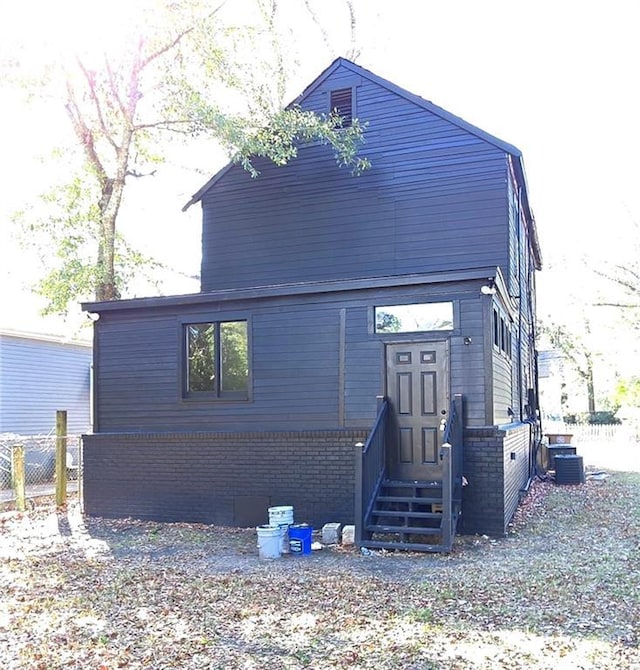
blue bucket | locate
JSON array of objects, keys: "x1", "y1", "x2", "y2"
[{"x1": 288, "y1": 523, "x2": 313, "y2": 555}]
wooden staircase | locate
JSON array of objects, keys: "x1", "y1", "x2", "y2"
[
  {"x1": 360, "y1": 479, "x2": 461, "y2": 553},
  {"x1": 355, "y1": 395, "x2": 464, "y2": 554}
]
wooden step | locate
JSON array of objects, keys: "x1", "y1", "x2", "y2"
[
  {"x1": 375, "y1": 495, "x2": 442, "y2": 505},
  {"x1": 371, "y1": 509, "x2": 442, "y2": 519},
  {"x1": 382, "y1": 479, "x2": 442, "y2": 489},
  {"x1": 367, "y1": 524, "x2": 442, "y2": 535},
  {"x1": 361, "y1": 539, "x2": 450, "y2": 553}
]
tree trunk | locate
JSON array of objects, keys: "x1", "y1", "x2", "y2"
[
  {"x1": 585, "y1": 352, "x2": 596, "y2": 415},
  {"x1": 95, "y1": 133, "x2": 131, "y2": 301}
]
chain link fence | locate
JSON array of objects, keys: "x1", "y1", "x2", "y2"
[{"x1": 0, "y1": 433, "x2": 81, "y2": 498}]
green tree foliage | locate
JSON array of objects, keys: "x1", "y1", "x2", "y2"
[
  {"x1": 186, "y1": 321, "x2": 248, "y2": 395},
  {"x1": 187, "y1": 324, "x2": 216, "y2": 393},
  {"x1": 220, "y1": 321, "x2": 248, "y2": 393},
  {"x1": 614, "y1": 377, "x2": 640, "y2": 410},
  {"x1": 14, "y1": 174, "x2": 161, "y2": 313},
  {"x1": 7, "y1": 0, "x2": 368, "y2": 311},
  {"x1": 375, "y1": 312, "x2": 402, "y2": 333}
]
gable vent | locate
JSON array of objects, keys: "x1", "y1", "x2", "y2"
[{"x1": 330, "y1": 88, "x2": 352, "y2": 127}]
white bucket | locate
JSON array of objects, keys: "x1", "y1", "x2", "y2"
[
  {"x1": 256, "y1": 525, "x2": 282, "y2": 559},
  {"x1": 268, "y1": 506, "x2": 294, "y2": 554},
  {"x1": 268, "y1": 506, "x2": 294, "y2": 525}
]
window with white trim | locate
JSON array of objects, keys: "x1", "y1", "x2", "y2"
[{"x1": 375, "y1": 302, "x2": 454, "y2": 333}]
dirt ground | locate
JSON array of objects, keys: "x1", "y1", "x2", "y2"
[{"x1": 1, "y1": 447, "x2": 639, "y2": 669}]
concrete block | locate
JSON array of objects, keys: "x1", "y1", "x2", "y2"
[
  {"x1": 322, "y1": 522, "x2": 342, "y2": 545},
  {"x1": 341, "y1": 524, "x2": 355, "y2": 545}
]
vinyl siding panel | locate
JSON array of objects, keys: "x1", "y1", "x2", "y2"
[
  {"x1": 0, "y1": 335, "x2": 91, "y2": 434},
  {"x1": 200, "y1": 64, "x2": 509, "y2": 291}
]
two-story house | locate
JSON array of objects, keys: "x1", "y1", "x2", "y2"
[{"x1": 82, "y1": 58, "x2": 542, "y2": 551}]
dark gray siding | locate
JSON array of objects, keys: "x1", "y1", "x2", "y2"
[
  {"x1": 514, "y1": 220, "x2": 537, "y2": 420},
  {"x1": 94, "y1": 280, "x2": 489, "y2": 433},
  {"x1": 505, "y1": 168, "x2": 538, "y2": 421},
  {"x1": 454, "y1": 297, "x2": 486, "y2": 425},
  {"x1": 0, "y1": 334, "x2": 91, "y2": 434},
  {"x1": 200, "y1": 63, "x2": 510, "y2": 291},
  {"x1": 492, "y1": 350, "x2": 513, "y2": 425}
]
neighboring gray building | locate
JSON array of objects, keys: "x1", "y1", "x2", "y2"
[{"x1": 0, "y1": 329, "x2": 92, "y2": 435}]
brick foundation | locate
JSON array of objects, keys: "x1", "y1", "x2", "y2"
[
  {"x1": 461, "y1": 423, "x2": 532, "y2": 536},
  {"x1": 83, "y1": 423, "x2": 533, "y2": 536},
  {"x1": 82, "y1": 430, "x2": 367, "y2": 528}
]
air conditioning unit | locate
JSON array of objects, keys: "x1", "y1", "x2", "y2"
[{"x1": 554, "y1": 455, "x2": 585, "y2": 485}]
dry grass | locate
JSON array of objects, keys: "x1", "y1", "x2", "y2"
[{"x1": 1, "y1": 444, "x2": 639, "y2": 669}]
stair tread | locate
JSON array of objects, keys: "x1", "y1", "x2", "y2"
[
  {"x1": 361, "y1": 539, "x2": 451, "y2": 553},
  {"x1": 383, "y1": 479, "x2": 443, "y2": 488},
  {"x1": 372, "y1": 510, "x2": 442, "y2": 519},
  {"x1": 367, "y1": 524, "x2": 442, "y2": 535},
  {"x1": 376, "y1": 495, "x2": 442, "y2": 504}
]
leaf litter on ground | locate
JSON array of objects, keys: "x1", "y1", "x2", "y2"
[{"x1": 1, "y1": 464, "x2": 639, "y2": 669}]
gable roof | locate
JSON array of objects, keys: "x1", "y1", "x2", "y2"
[{"x1": 182, "y1": 57, "x2": 541, "y2": 268}]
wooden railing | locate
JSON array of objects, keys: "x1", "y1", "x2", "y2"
[
  {"x1": 354, "y1": 396, "x2": 388, "y2": 547},
  {"x1": 442, "y1": 394, "x2": 464, "y2": 495},
  {"x1": 441, "y1": 394, "x2": 464, "y2": 549}
]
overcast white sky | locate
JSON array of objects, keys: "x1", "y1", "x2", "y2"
[{"x1": 1, "y1": 0, "x2": 639, "y2": 334}]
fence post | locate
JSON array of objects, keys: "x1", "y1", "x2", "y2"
[
  {"x1": 56, "y1": 410, "x2": 67, "y2": 506},
  {"x1": 12, "y1": 445, "x2": 26, "y2": 512}
]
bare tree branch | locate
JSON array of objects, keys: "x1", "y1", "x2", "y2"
[
  {"x1": 134, "y1": 119, "x2": 193, "y2": 130},
  {"x1": 594, "y1": 301, "x2": 640, "y2": 308},
  {"x1": 257, "y1": 0, "x2": 287, "y2": 107},
  {"x1": 125, "y1": 39, "x2": 145, "y2": 128},
  {"x1": 594, "y1": 267, "x2": 640, "y2": 295},
  {"x1": 303, "y1": 0, "x2": 332, "y2": 52},
  {"x1": 64, "y1": 80, "x2": 108, "y2": 184},
  {"x1": 126, "y1": 168, "x2": 157, "y2": 178},
  {"x1": 76, "y1": 57, "x2": 119, "y2": 151},
  {"x1": 139, "y1": 2, "x2": 226, "y2": 70},
  {"x1": 345, "y1": 0, "x2": 360, "y2": 61},
  {"x1": 104, "y1": 56, "x2": 129, "y2": 123}
]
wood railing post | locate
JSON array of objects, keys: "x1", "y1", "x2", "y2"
[
  {"x1": 453, "y1": 393, "x2": 464, "y2": 482},
  {"x1": 56, "y1": 410, "x2": 67, "y2": 506},
  {"x1": 354, "y1": 442, "x2": 364, "y2": 547},
  {"x1": 12, "y1": 445, "x2": 26, "y2": 512},
  {"x1": 441, "y1": 443, "x2": 452, "y2": 550}
]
